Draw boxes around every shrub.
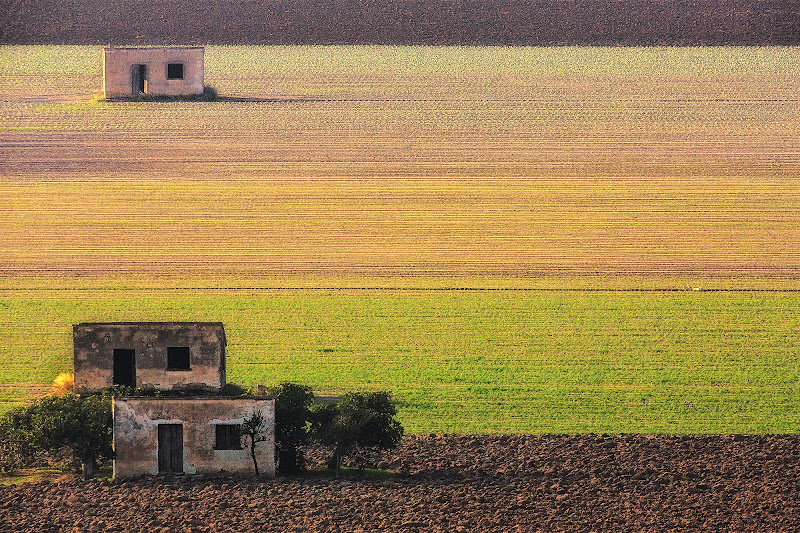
[49,373,74,396]
[268,382,315,474]
[313,391,403,472]
[0,393,112,479]
[201,85,219,101]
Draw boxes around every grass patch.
[0,468,71,486]
[0,465,113,485]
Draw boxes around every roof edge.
[75,322,224,326]
[104,45,204,50]
[116,396,275,401]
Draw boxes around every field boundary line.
[2,287,800,293]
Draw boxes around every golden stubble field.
[0,47,800,283]
[1,46,800,284]
[1,46,799,431]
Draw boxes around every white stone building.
[103,46,204,98]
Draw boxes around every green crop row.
[1,289,797,433]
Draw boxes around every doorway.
[158,424,184,473]
[112,349,135,387]
[131,64,147,95]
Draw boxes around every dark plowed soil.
[2,0,798,46]
[2,434,800,532]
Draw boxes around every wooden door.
[158,424,183,473]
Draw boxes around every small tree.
[314,391,404,472]
[240,409,271,477]
[268,382,315,475]
[0,393,112,479]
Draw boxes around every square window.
[215,424,242,450]
[167,346,190,370]
[167,63,184,80]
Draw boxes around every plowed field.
[3,435,800,532]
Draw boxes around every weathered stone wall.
[103,47,204,98]
[73,322,226,393]
[113,397,275,479]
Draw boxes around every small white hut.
[103,46,204,99]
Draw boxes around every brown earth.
[1,0,798,45]
[2,434,800,532]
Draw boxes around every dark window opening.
[215,424,242,450]
[167,63,184,80]
[167,347,191,370]
[113,349,136,387]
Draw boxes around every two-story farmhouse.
[74,322,226,393]
[73,322,275,479]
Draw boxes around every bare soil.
[2,0,798,45]
[2,434,799,532]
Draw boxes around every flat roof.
[74,322,226,344]
[104,46,204,50]
[117,396,275,401]
[75,322,224,327]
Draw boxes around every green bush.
[267,384,404,475]
[0,393,112,479]
[268,382,315,475]
[313,391,403,472]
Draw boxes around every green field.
[1,288,799,433]
[1,46,799,433]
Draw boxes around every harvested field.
[3,177,800,281]
[2,434,800,532]
[2,46,800,282]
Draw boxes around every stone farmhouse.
[73,322,227,393]
[73,322,275,479]
[103,46,204,99]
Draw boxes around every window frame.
[214,423,242,450]
[166,62,185,80]
[166,346,191,371]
